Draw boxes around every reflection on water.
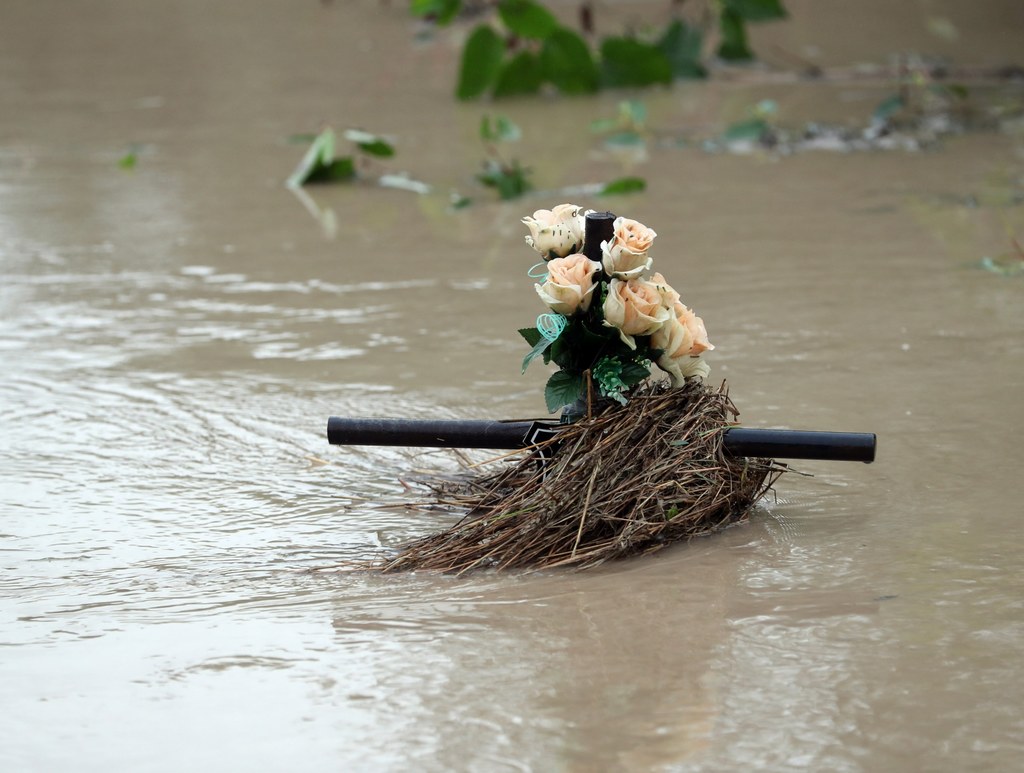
[3,0,1024,770]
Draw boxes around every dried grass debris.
[380,381,785,574]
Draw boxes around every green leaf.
[945,83,970,100]
[411,0,462,25]
[717,10,753,61]
[544,371,584,413]
[979,256,1024,276]
[493,51,543,97]
[286,129,356,187]
[304,157,356,184]
[497,0,558,40]
[723,117,768,141]
[286,128,333,187]
[603,130,645,147]
[343,129,395,158]
[723,0,787,22]
[619,360,651,387]
[600,37,673,88]
[540,28,599,94]
[518,327,543,347]
[873,94,905,122]
[118,152,137,170]
[657,20,707,79]
[449,192,473,210]
[480,114,522,142]
[457,25,505,100]
[621,100,648,126]
[589,117,619,133]
[477,160,532,200]
[522,335,554,373]
[599,176,647,196]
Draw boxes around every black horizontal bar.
[722,428,876,463]
[327,417,534,449]
[327,417,876,463]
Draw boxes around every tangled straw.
[380,381,786,574]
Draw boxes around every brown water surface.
[2,1,1023,771]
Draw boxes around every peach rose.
[601,216,657,279]
[652,300,714,385]
[523,204,587,260]
[535,254,601,316]
[602,277,672,349]
[648,272,681,311]
[676,303,713,355]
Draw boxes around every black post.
[583,210,615,264]
[561,211,617,424]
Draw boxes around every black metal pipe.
[326,417,535,449]
[326,417,876,463]
[723,428,876,463]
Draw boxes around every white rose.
[658,353,711,385]
[601,216,657,279]
[535,254,601,316]
[522,203,587,260]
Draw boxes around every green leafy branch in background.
[476,114,533,200]
[979,234,1024,277]
[411,0,787,100]
[475,113,649,200]
[286,128,397,188]
[285,115,648,205]
[869,57,973,139]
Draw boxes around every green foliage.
[722,117,770,142]
[600,37,673,88]
[413,0,788,98]
[477,114,532,200]
[591,101,647,147]
[718,0,786,61]
[342,129,395,158]
[599,177,647,196]
[979,255,1024,277]
[497,0,558,40]
[520,326,554,373]
[934,83,969,101]
[286,128,396,188]
[540,28,599,95]
[717,9,753,61]
[286,129,355,187]
[478,159,532,199]
[457,25,505,100]
[410,0,460,25]
[873,94,906,122]
[493,51,544,98]
[480,114,521,143]
[118,152,137,170]
[594,356,654,404]
[723,0,787,22]
[544,370,584,413]
[657,20,706,80]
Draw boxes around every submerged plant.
[410,0,788,100]
[286,128,397,188]
[476,114,532,200]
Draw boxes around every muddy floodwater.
[2,1,1023,770]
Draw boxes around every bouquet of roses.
[519,204,714,414]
